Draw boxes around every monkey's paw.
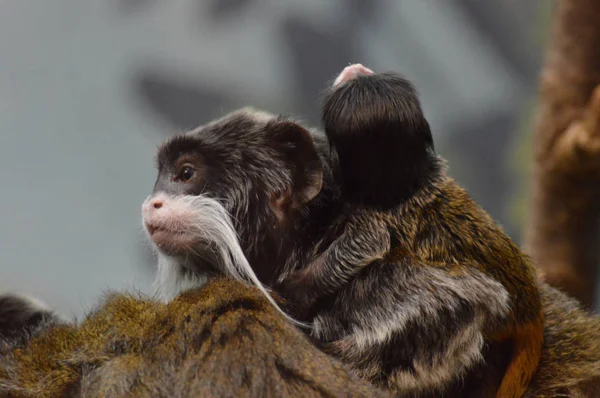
[276,270,320,308]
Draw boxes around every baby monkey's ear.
[265,119,323,215]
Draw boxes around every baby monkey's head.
[323,64,440,207]
[141,108,325,325]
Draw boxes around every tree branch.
[525,0,600,307]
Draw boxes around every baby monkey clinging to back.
[279,64,544,398]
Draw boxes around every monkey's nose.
[143,197,164,216]
[151,199,163,209]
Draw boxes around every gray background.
[1,1,568,319]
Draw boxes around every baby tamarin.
[0,278,387,397]
[276,64,543,398]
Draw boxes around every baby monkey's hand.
[276,256,330,309]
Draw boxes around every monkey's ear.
[266,119,323,209]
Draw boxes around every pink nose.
[150,198,163,210]
[143,197,164,216]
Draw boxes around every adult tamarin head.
[141,108,339,325]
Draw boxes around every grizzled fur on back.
[0,278,388,398]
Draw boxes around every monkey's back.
[402,176,545,397]
[305,174,548,397]
[0,278,387,398]
[391,176,600,396]
[405,176,542,330]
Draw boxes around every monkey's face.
[142,108,324,282]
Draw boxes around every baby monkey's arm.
[280,211,390,305]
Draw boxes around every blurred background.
[0,0,566,319]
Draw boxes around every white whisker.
[149,193,310,328]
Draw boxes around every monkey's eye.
[177,165,196,182]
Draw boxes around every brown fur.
[285,171,545,397]
[0,278,388,398]
[408,177,545,398]
[277,70,545,397]
[140,104,598,397]
[524,282,600,398]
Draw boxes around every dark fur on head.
[144,108,343,326]
[150,108,340,285]
[322,72,441,208]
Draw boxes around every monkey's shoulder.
[389,178,542,324]
[339,206,393,234]
[405,179,525,264]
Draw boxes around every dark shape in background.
[126,2,539,247]
[207,0,256,20]
[444,112,517,238]
[341,0,383,23]
[116,0,152,14]
[280,16,364,124]
[455,0,542,83]
[134,70,240,132]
